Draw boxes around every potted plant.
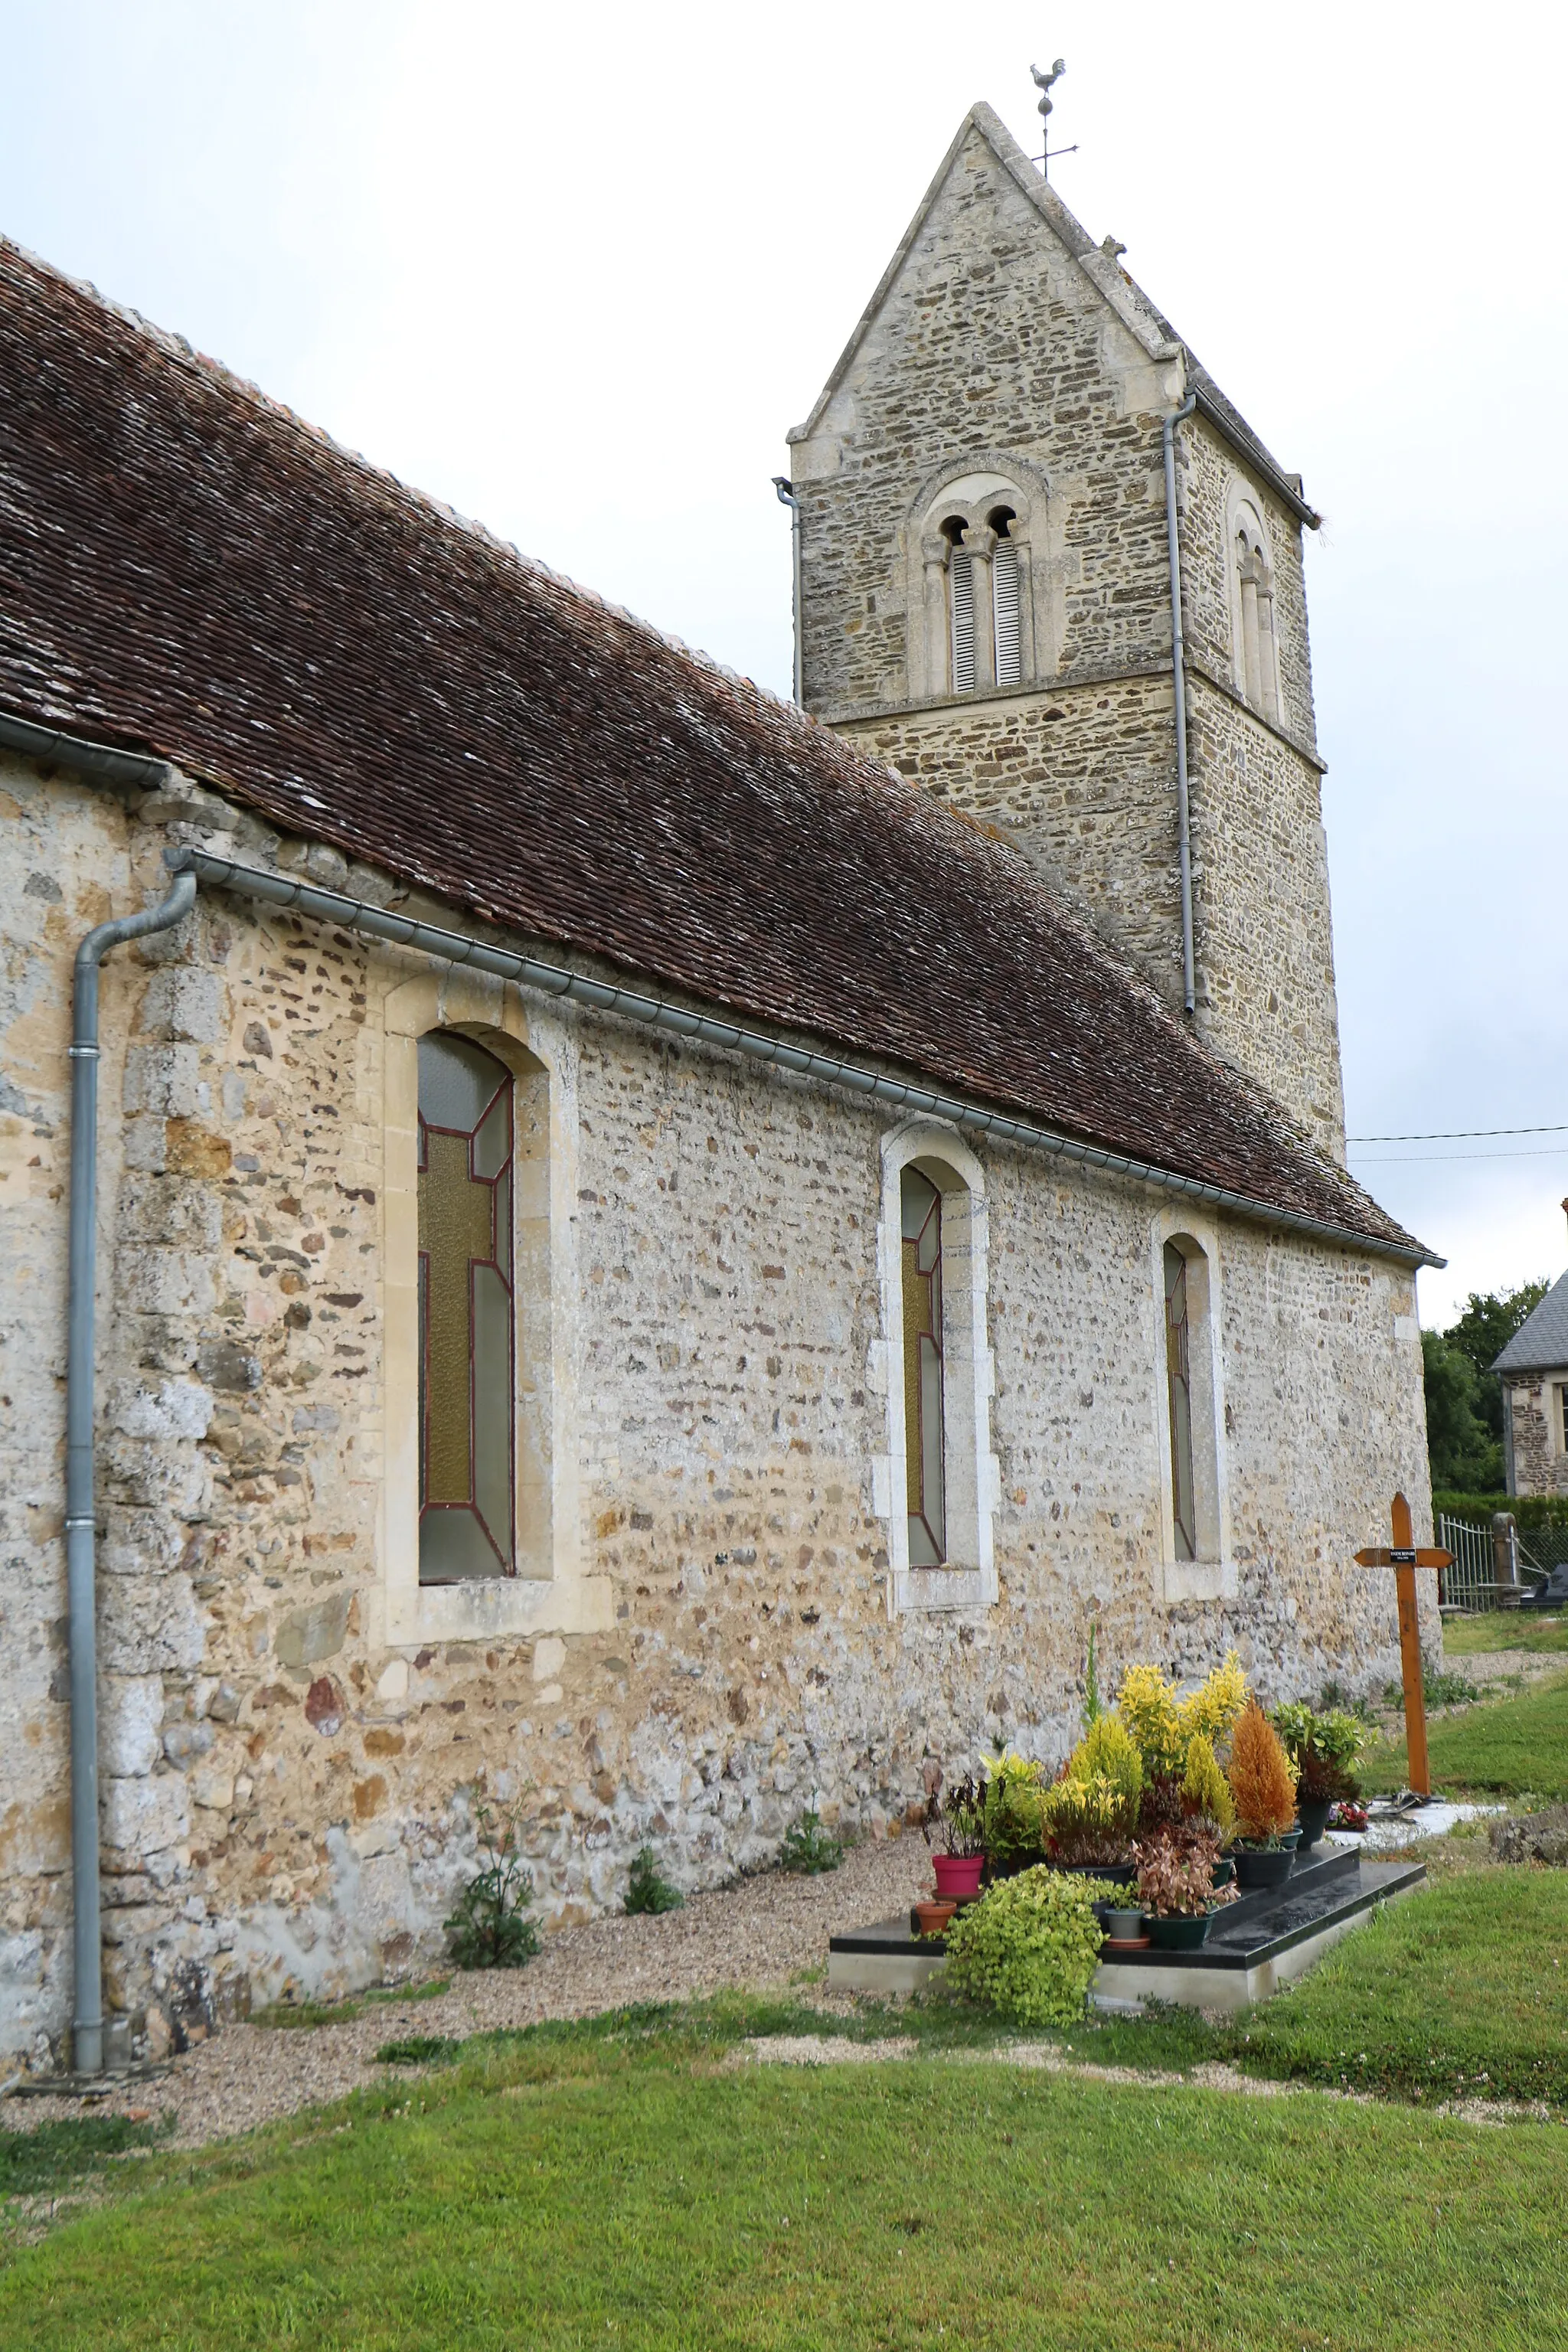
[1227,1702,1299,1887]
[1133,1824,1220,1949]
[923,1771,987,1901]
[980,1751,1049,1881]
[1179,1733,1236,1882]
[1100,1900,1148,1949]
[1039,1716,1142,1882]
[1272,1704,1367,1851]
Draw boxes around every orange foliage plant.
[1227,1700,1298,1841]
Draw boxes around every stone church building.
[0,101,1436,2069]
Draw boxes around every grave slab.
[827,1854,1426,2011]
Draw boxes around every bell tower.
[784,99,1347,1161]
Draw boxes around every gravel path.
[1450,1647,1566,1687]
[5,1836,933,2151]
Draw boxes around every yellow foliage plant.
[1174,1651,1250,1753]
[1227,1701,1299,1843]
[1180,1733,1236,1842]
[1038,1772,1137,1870]
[1066,1713,1145,1809]
[1112,1662,1185,1778]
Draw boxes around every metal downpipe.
[772,477,804,707]
[1162,390,1199,1016]
[66,868,197,2075]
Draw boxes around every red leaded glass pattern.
[417,1032,514,1581]
[902,1166,947,1565]
[1165,1240,1197,1563]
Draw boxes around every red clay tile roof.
[0,237,1422,1259]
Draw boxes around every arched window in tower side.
[1230,500,1281,724]
[418,1030,516,1581]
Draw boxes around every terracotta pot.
[932,1853,985,1901]
[913,1899,957,1939]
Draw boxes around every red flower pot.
[932,1854,985,1901]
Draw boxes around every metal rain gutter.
[168,845,1439,1272]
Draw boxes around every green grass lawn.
[5,2014,1567,2351]
[1233,1869,1568,2105]
[1444,1613,1568,1658]
[1363,1668,1568,1799]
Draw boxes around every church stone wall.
[834,674,1181,986]
[2,755,1432,2069]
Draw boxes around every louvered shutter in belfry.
[992,537,1021,687]
[949,549,976,693]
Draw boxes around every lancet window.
[417,1031,515,1581]
[902,1165,948,1564]
[1164,1240,1197,1563]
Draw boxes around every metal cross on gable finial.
[1030,57,1076,178]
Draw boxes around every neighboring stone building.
[789,104,1344,1157]
[0,100,1435,2076]
[1494,1217,1568,1497]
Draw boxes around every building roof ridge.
[1492,1268,1568,1374]
[0,234,829,750]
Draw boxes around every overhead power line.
[1346,1122,1568,1142]
[1350,1145,1568,1165]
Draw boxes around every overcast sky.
[5,2,1563,1327]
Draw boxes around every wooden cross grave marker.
[1354,1491,1451,1798]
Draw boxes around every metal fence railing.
[1437,1514,1497,1611]
[1519,1525,1568,1578]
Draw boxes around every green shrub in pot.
[942,1867,1119,2026]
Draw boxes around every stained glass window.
[418,1032,514,1581]
[902,1166,947,1565]
[1165,1240,1197,1563]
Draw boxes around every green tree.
[1421,1328,1503,1491]
[1442,1282,1550,1443]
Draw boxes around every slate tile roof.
[1493,1270,1568,1374]
[0,237,1424,1260]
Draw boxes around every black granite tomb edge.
[828,1860,1426,1966]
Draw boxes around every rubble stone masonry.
[2,753,1431,2066]
[1504,1376,1568,1498]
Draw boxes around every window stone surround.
[870,1119,999,1616]
[380,967,603,1645]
